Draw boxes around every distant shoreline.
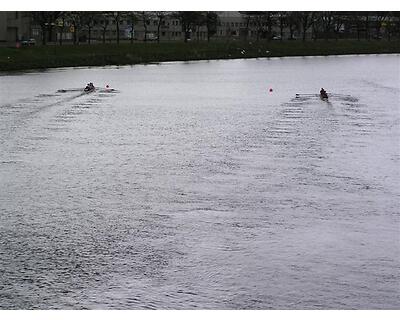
[1,40,399,72]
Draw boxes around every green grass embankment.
[0,40,399,72]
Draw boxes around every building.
[0,11,31,43]
[1,11,397,45]
[0,11,335,45]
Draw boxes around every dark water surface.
[0,55,399,309]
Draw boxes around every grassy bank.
[0,40,399,72]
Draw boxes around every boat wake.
[57,87,120,94]
[0,86,119,148]
[294,93,359,103]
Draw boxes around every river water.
[0,55,399,309]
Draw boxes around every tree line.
[239,11,400,41]
[30,11,400,45]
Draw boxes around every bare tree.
[320,12,334,40]
[205,11,219,42]
[353,12,363,41]
[98,13,111,44]
[126,12,138,44]
[383,12,400,41]
[276,12,287,39]
[194,12,207,41]
[239,12,252,40]
[332,12,346,40]
[311,12,320,40]
[31,12,48,45]
[138,11,154,42]
[81,12,96,44]
[239,11,275,41]
[67,12,82,45]
[242,12,269,41]
[299,12,315,41]
[286,12,300,40]
[393,12,400,40]
[56,12,67,45]
[111,12,123,44]
[365,12,370,40]
[31,11,61,45]
[374,12,388,39]
[252,12,266,41]
[385,12,396,40]
[173,12,203,42]
[265,12,274,41]
[154,11,170,43]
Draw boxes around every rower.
[85,83,94,90]
[320,88,328,99]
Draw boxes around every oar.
[296,93,353,98]
[295,93,318,97]
[327,93,352,98]
[57,88,85,93]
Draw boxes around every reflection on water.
[0,55,399,309]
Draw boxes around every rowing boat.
[320,93,328,101]
[84,87,95,93]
